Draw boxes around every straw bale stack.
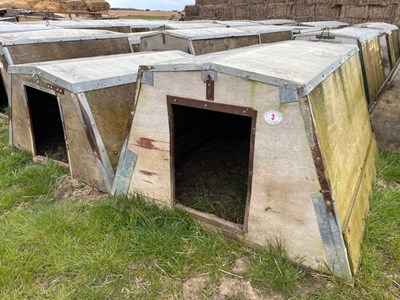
[185,0,400,26]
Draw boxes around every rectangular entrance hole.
[25,86,68,163]
[171,102,254,226]
[0,77,8,113]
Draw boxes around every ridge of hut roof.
[275,25,323,34]
[142,41,358,96]
[302,27,382,41]
[214,20,260,27]
[256,19,298,25]
[0,22,56,34]
[0,29,127,46]
[165,22,225,30]
[354,22,398,32]
[300,21,349,28]
[8,51,191,93]
[236,25,293,33]
[156,27,259,40]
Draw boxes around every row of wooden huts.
[0,18,399,280]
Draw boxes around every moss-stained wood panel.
[141,35,191,53]
[361,39,385,102]
[343,138,376,274]
[308,54,376,270]
[57,91,107,192]
[8,38,131,65]
[191,36,260,55]
[259,31,292,44]
[10,75,34,152]
[85,84,135,171]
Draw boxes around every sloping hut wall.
[0,29,131,120]
[141,28,260,55]
[355,23,400,69]
[236,25,293,43]
[294,28,386,104]
[8,51,191,192]
[114,41,376,279]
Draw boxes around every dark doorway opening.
[0,76,8,113]
[25,86,68,163]
[169,97,256,226]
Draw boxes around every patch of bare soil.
[295,273,338,298]
[183,275,283,300]
[183,275,211,300]
[54,176,106,201]
[376,178,400,189]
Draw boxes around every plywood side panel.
[141,34,190,53]
[259,31,292,44]
[308,54,374,228]
[361,39,385,102]
[343,138,376,274]
[10,74,33,152]
[128,71,326,270]
[191,35,260,55]
[0,55,9,98]
[8,38,131,64]
[86,84,135,171]
[57,91,107,192]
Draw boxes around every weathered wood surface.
[308,54,376,272]
[8,38,131,65]
[127,71,326,271]
[86,84,135,171]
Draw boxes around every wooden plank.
[308,54,374,226]
[191,35,260,55]
[85,84,135,171]
[362,39,386,102]
[57,90,108,192]
[343,138,377,274]
[8,38,131,65]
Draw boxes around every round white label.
[264,110,283,126]
[0,62,3,69]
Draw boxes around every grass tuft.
[0,119,399,299]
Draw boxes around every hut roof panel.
[215,20,260,27]
[9,51,191,93]
[0,23,56,34]
[162,27,259,40]
[237,25,293,34]
[0,29,127,46]
[256,19,298,26]
[323,27,381,41]
[165,22,225,30]
[300,21,349,28]
[146,41,358,95]
[354,22,398,32]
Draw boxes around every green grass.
[0,118,399,299]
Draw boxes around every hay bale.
[340,4,369,19]
[315,4,341,20]
[292,3,315,18]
